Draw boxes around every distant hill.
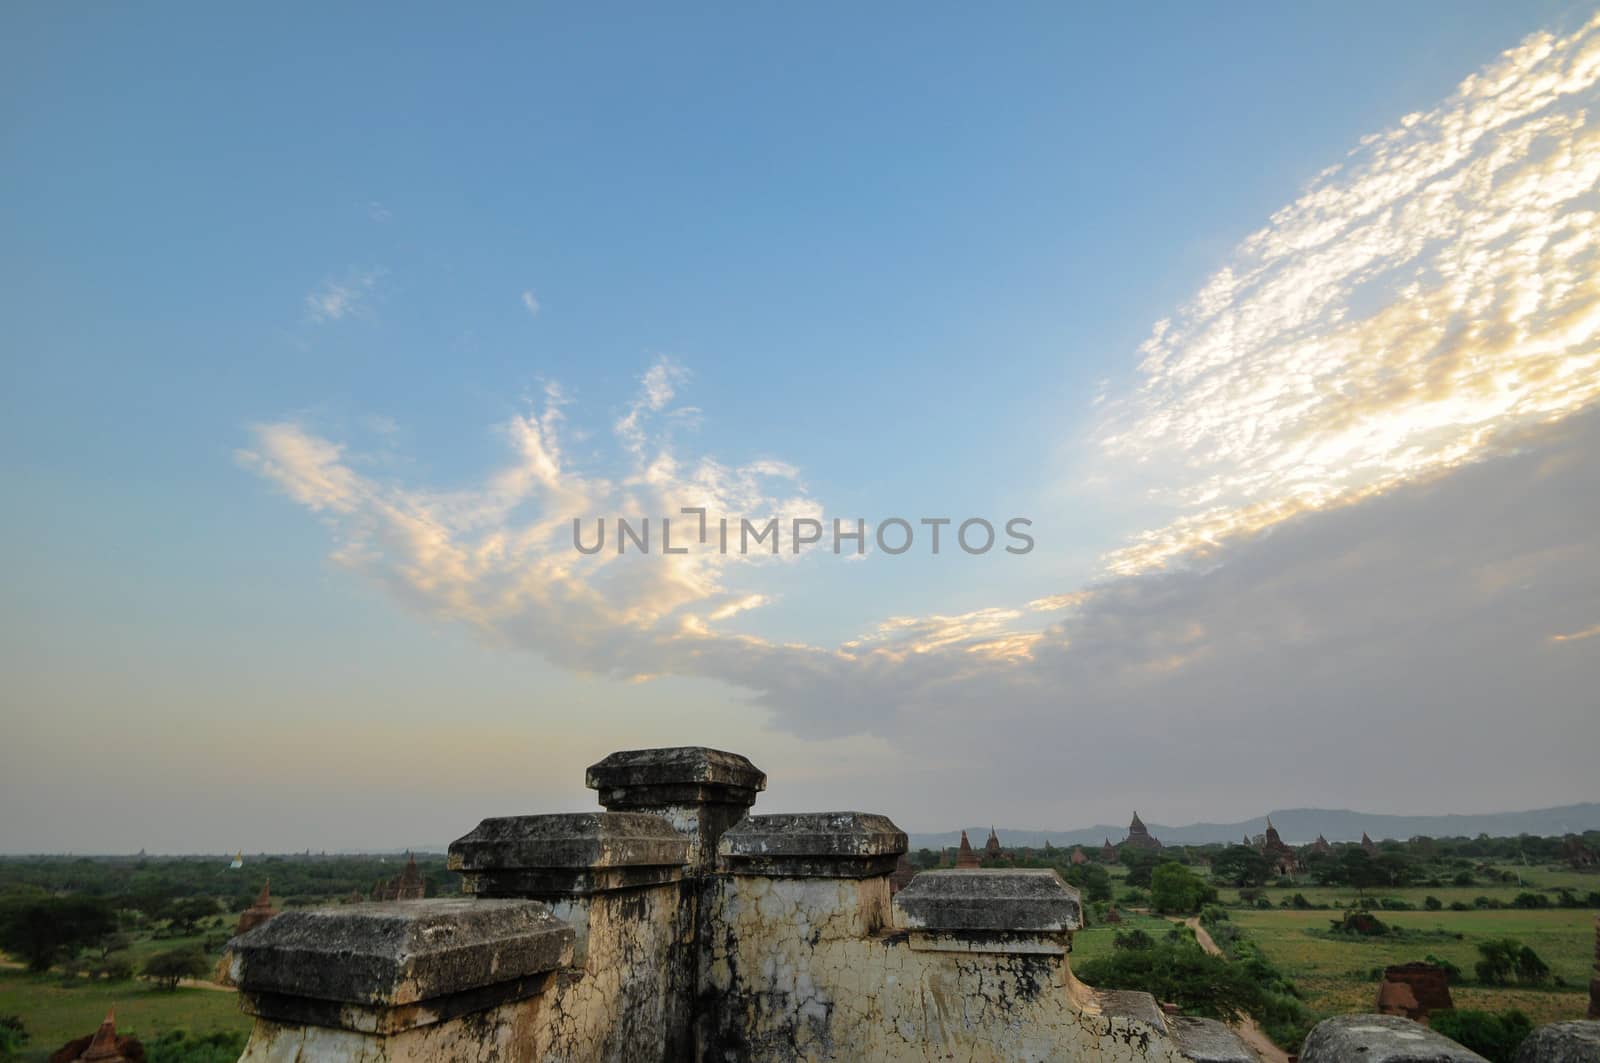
[907,802,1600,852]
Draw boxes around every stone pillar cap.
[718,812,907,877]
[893,869,1082,933]
[586,746,766,808]
[449,812,688,870]
[229,898,573,1008]
[448,812,689,896]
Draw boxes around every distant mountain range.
[906,803,1600,852]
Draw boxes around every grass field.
[0,970,250,1063]
[1231,907,1594,1026]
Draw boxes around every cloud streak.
[1097,13,1600,574]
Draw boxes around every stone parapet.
[229,898,572,1035]
[1516,1020,1600,1063]
[587,747,765,871]
[717,811,907,878]
[895,869,1082,933]
[449,811,688,896]
[1164,1016,1258,1063]
[1300,1014,1490,1062]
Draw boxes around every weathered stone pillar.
[586,746,765,872]
[701,812,908,1058]
[448,811,694,1060]
[228,898,573,1061]
[1300,1015,1490,1061]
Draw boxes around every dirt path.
[1181,917,1289,1063]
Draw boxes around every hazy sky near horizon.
[4,4,1599,853]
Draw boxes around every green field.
[0,970,250,1063]
[1231,907,1594,1026]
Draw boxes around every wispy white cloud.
[1095,13,1600,574]
[305,268,383,323]
[521,290,540,317]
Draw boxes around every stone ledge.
[1165,1016,1257,1063]
[1515,1020,1600,1063]
[893,869,1082,933]
[587,746,766,808]
[1300,1014,1489,1062]
[449,812,689,896]
[228,898,573,1013]
[718,812,907,877]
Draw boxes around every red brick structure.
[1376,963,1454,1024]
[1101,838,1117,862]
[235,878,278,936]
[955,830,980,869]
[1070,847,1088,866]
[50,1010,142,1063]
[984,827,1002,861]
[372,851,427,901]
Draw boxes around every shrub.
[1424,895,1442,911]
[141,947,208,991]
[1329,910,1389,936]
[1510,892,1550,909]
[1430,1009,1532,1063]
[145,1030,250,1063]
[1077,941,1264,1024]
[1473,939,1551,986]
[0,1016,28,1062]
[1150,863,1218,914]
[1113,929,1155,951]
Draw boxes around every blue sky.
[4,3,1599,851]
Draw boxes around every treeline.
[0,853,459,913]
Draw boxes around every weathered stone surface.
[893,869,1083,933]
[451,812,688,869]
[449,811,688,895]
[588,746,767,872]
[1166,1016,1258,1063]
[1094,989,1168,1030]
[229,898,573,1009]
[1301,1014,1489,1062]
[1516,1020,1600,1063]
[586,746,765,807]
[718,812,908,877]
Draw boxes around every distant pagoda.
[1121,811,1163,851]
[1260,817,1300,875]
[235,879,278,936]
[955,830,980,869]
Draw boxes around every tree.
[0,1015,28,1062]
[1211,846,1271,888]
[167,897,220,935]
[1150,863,1217,914]
[142,946,208,991]
[1430,1009,1532,1063]
[1120,849,1161,888]
[0,896,116,971]
[1062,864,1113,903]
[1077,941,1265,1024]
